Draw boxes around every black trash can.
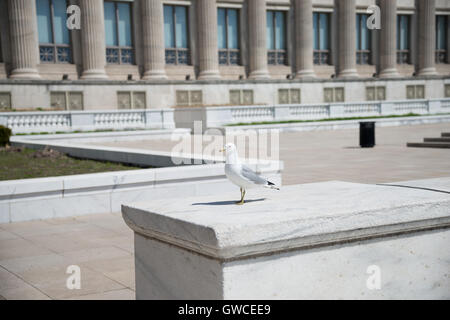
[359,121,375,148]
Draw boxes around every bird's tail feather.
[265,181,280,190]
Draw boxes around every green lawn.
[0,147,143,181]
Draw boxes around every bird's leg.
[236,188,243,205]
[237,188,246,205]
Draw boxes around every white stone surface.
[221,229,450,299]
[122,178,450,299]
[123,180,450,260]
[0,162,282,223]
[381,177,450,193]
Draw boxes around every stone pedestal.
[141,0,167,80]
[248,0,270,79]
[378,0,400,78]
[417,0,437,77]
[196,0,221,80]
[295,0,315,78]
[79,0,108,80]
[122,179,450,299]
[337,0,358,78]
[8,0,40,79]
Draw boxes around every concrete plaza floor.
[94,122,450,185]
[0,212,134,300]
[1,123,449,299]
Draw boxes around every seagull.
[220,143,280,205]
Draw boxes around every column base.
[248,70,270,80]
[81,69,108,80]
[9,68,41,80]
[295,69,316,79]
[417,67,438,77]
[142,70,168,80]
[198,70,221,80]
[378,68,400,78]
[337,69,359,79]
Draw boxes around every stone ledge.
[0,74,448,86]
[122,179,450,261]
[218,114,450,133]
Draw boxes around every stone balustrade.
[174,98,450,130]
[1,98,449,134]
[0,109,175,133]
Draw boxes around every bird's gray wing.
[240,164,268,185]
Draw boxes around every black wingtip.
[267,181,280,190]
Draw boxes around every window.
[50,92,83,110]
[436,15,448,64]
[366,87,386,101]
[267,11,287,65]
[313,12,330,65]
[397,15,410,64]
[445,84,450,98]
[164,5,190,65]
[279,89,301,104]
[406,85,425,100]
[356,14,371,65]
[230,90,254,105]
[0,92,11,110]
[36,0,72,63]
[176,90,203,106]
[117,92,146,109]
[324,87,344,103]
[104,1,134,64]
[218,8,240,65]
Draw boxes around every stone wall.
[0,77,449,111]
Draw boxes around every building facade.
[0,0,449,111]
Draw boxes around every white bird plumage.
[221,143,279,205]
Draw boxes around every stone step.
[424,137,450,143]
[442,133,450,137]
[407,142,450,149]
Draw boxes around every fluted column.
[141,0,167,79]
[197,0,221,80]
[248,0,270,79]
[8,0,40,79]
[337,0,358,78]
[417,0,437,76]
[378,0,399,78]
[295,0,315,78]
[79,0,108,79]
